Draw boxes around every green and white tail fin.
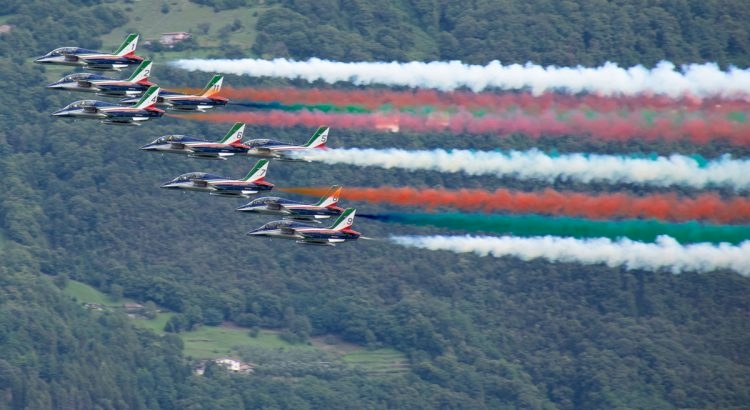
[114,33,139,57]
[242,159,269,182]
[303,126,329,148]
[314,185,342,208]
[200,75,223,97]
[329,208,355,231]
[134,86,160,109]
[218,123,245,145]
[126,60,153,84]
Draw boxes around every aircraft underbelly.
[75,111,108,119]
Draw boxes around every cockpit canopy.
[60,73,108,82]
[43,47,96,57]
[172,172,210,182]
[153,135,199,144]
[244,139,290,148]
[62,100,118,110]
[248,197,284,206]
[171,172,229,182]
[259,220,296,230]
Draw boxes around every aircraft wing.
[101,119,139,126]
[85,63,122,71]
[248,147,275,156]
[296,237,341,246]
[280,227,298,236]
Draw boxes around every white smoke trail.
[299,148,750,190]
[390,235,750,276]
[170,58,750,98]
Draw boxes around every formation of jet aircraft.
[37,33,363,245]
[43,34,229,126]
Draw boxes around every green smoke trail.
[361,213,750,244]
[232,101,372,113]
[727,112,747,123]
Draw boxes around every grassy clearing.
[99,0,272,56]
[132,312,174,333]
[342,348,410,374]
[63,280,118,306]
[179,327,314,359]
[312,336,410,375]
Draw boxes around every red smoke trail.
[177,110,750,146]
[279,186,750,224]
[217,87,750,114]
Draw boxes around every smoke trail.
[175,110,750,146]
[390,235,750,275]
[229,100,369,113]
[171,58,750,99]
[221,87,750,114]
[360,212,750,244]
[279,187,750,224]
[299,148,750,191]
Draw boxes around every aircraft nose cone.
[246,229,264,236]
[160,182,178,189]
[51,110,67,117]
[140,144,156,151]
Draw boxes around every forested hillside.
[1,0,749,409]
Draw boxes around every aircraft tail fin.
[127,60,153,85]
[328,208,356,231]
[242,159,269,182]
[303,126,329,148]
[114,33,139,57]
[314,185,342,208]
[218,122,245,145]
[200,75,224,97]
[134,86,160,109]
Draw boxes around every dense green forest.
[1,0,749,408]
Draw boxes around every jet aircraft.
[244,126,329,161]
[34,33,143,71]
[121,75,228,111]
[46,60,154,97]
[140,122,247,160]
[246,208,360,246]
[236,185,343,222]
[51,86,163,125]
[160,159,272,197]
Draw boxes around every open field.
[99,0,272,56]
[341,348,410,374]
[178,326,316,358]
[63,279,127,307]
[311,335,410,376]
[58,279,408,374]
